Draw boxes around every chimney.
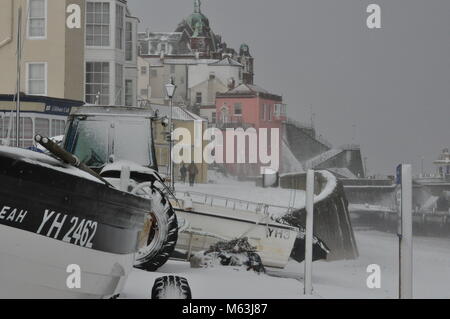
[228,77,236,90]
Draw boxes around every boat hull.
[0,224,133,299]
[0,147,150,298]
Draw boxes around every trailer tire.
[151,276,192,299]
[134,186,178,272]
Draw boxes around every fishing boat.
[173,192,299,269]
[0,145,151,298]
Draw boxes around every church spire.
[194,0,201,13]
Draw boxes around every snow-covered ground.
[122,178,450,299]
[122,230,450,299]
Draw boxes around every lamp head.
[165,78,177,98]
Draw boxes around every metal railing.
[176,191,292,217]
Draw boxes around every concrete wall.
[190,77,228,107]
[64,0,85,100]
[279,171,359,261]
[283,123,330,163]
[316,149,365,178]
[188,63,241,89]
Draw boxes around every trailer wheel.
[152,276,192,299]
[133,184,178,272]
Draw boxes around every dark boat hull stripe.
[0,150,149,255]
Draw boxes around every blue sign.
[396,164,402,185]
[45,105,72,115]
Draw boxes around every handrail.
[176,191,292,216]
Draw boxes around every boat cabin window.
[113,119,152,166]
[71,120,109,168]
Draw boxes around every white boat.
[173,192,299,269]
[0,224,133,299]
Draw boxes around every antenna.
[310,105,316,129]
[352,123,357,144]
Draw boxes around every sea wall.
[280,171,359,261]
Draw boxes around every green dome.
[186,12,210,30]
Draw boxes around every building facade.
[215,84,287,177]
[0,0,85,100]
[0,0,86,146]
[84,0,139,106]
[138,0,254,119]
[150,104,208,183]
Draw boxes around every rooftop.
[149,104,206,122]
[217,84,282,101]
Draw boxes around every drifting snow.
[121,177,450,299]
[123,230,450,299]
[177,170,338,219]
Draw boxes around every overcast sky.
[127,0,450,175]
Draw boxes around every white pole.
[16,7,22,148]
[304,169,315,295]
[169,96,174,191]
[399,164,413,299]
[120,166,131,192]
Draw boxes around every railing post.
[397,164,413,299]
[304,169,315,295]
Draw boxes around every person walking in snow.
[188,162,199,187]
[180,163,187,184]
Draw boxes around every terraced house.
[0,0,139,147]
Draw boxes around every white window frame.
[27,0,47,40]
[85,1,112,48]
[125,79,134,106]
[115,4,124,50]
[85,61,110,105]
[125,21,133,61]
[26,62,48,96]
[261,103,267,121]
[115,63,124,105]
[234,103,243,116]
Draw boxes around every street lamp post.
[165,78,177,191]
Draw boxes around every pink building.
[215,84,287,177]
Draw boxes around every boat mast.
[15,7,22,148]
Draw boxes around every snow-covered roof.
[227,83,269,94]
[209,57,243,67]
[150,104,205,122]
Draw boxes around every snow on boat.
[173,192,299,269]
[0,146,150,299]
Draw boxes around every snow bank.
[123,230,450,299]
